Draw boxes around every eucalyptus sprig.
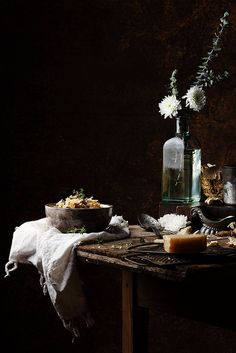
[194,11,229,87]
[158,11,230,120]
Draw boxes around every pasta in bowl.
[45,190,113,233]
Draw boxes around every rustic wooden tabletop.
[76,225,236,353]
[76,225,236,282]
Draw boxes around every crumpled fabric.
[5,215,130,340]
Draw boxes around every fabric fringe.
[62,319,80,343]
[4,261,18,277]
[39,273,48,295]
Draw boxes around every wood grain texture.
[76,225,236,283]
[122,270,133,353]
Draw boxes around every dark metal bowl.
[191,205,235,235]
[45,203,113,233]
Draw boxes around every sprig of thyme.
[66,226,87,234]
[194,11,229,87]
[95,237,104,244]
[71,188,86,199]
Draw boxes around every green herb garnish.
[66,226,87,234]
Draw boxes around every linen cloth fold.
[5,215,130,340]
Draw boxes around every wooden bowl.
[45,203,113,233]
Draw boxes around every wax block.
[163,234,207,254]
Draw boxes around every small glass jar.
[223,165,236,205]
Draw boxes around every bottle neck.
[175,116,190,141]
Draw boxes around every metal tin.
[223,165,236,205]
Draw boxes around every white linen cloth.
[5,215,130,340]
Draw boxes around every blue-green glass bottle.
[161,116,201,203]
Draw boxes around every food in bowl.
[56,188,101,209]
[45,189,113,233]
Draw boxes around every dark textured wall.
[8,0,236,238]
[3,0,236,352]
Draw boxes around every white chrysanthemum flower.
[158,213,187,232]
[159,95,181,119]
[183,86,206,112]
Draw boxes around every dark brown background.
[3,0,236,352]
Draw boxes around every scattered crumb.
[154,239,164,244]
[125,242,133,247]
[207,240,219,247]
[228,237,236,247]
[111,244,123,249]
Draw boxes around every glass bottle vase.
[161,116,201,203]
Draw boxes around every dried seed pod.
[178,226,192,235]
[216,230,232,237]
[228,222,236,230]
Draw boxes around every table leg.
[122,270,133,353]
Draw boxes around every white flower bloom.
[183,86,206,112]
[158,213,187,232]
[159,95,181,119]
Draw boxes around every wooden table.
[76,225,236,353]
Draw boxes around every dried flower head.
[158,12,229,119]
[158,213,187,232]
[159,95,181,119]
[183,86,206,112]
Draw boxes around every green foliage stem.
[194,11,229,88]
[169,69,178,96]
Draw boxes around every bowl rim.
[45,203,113,210]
